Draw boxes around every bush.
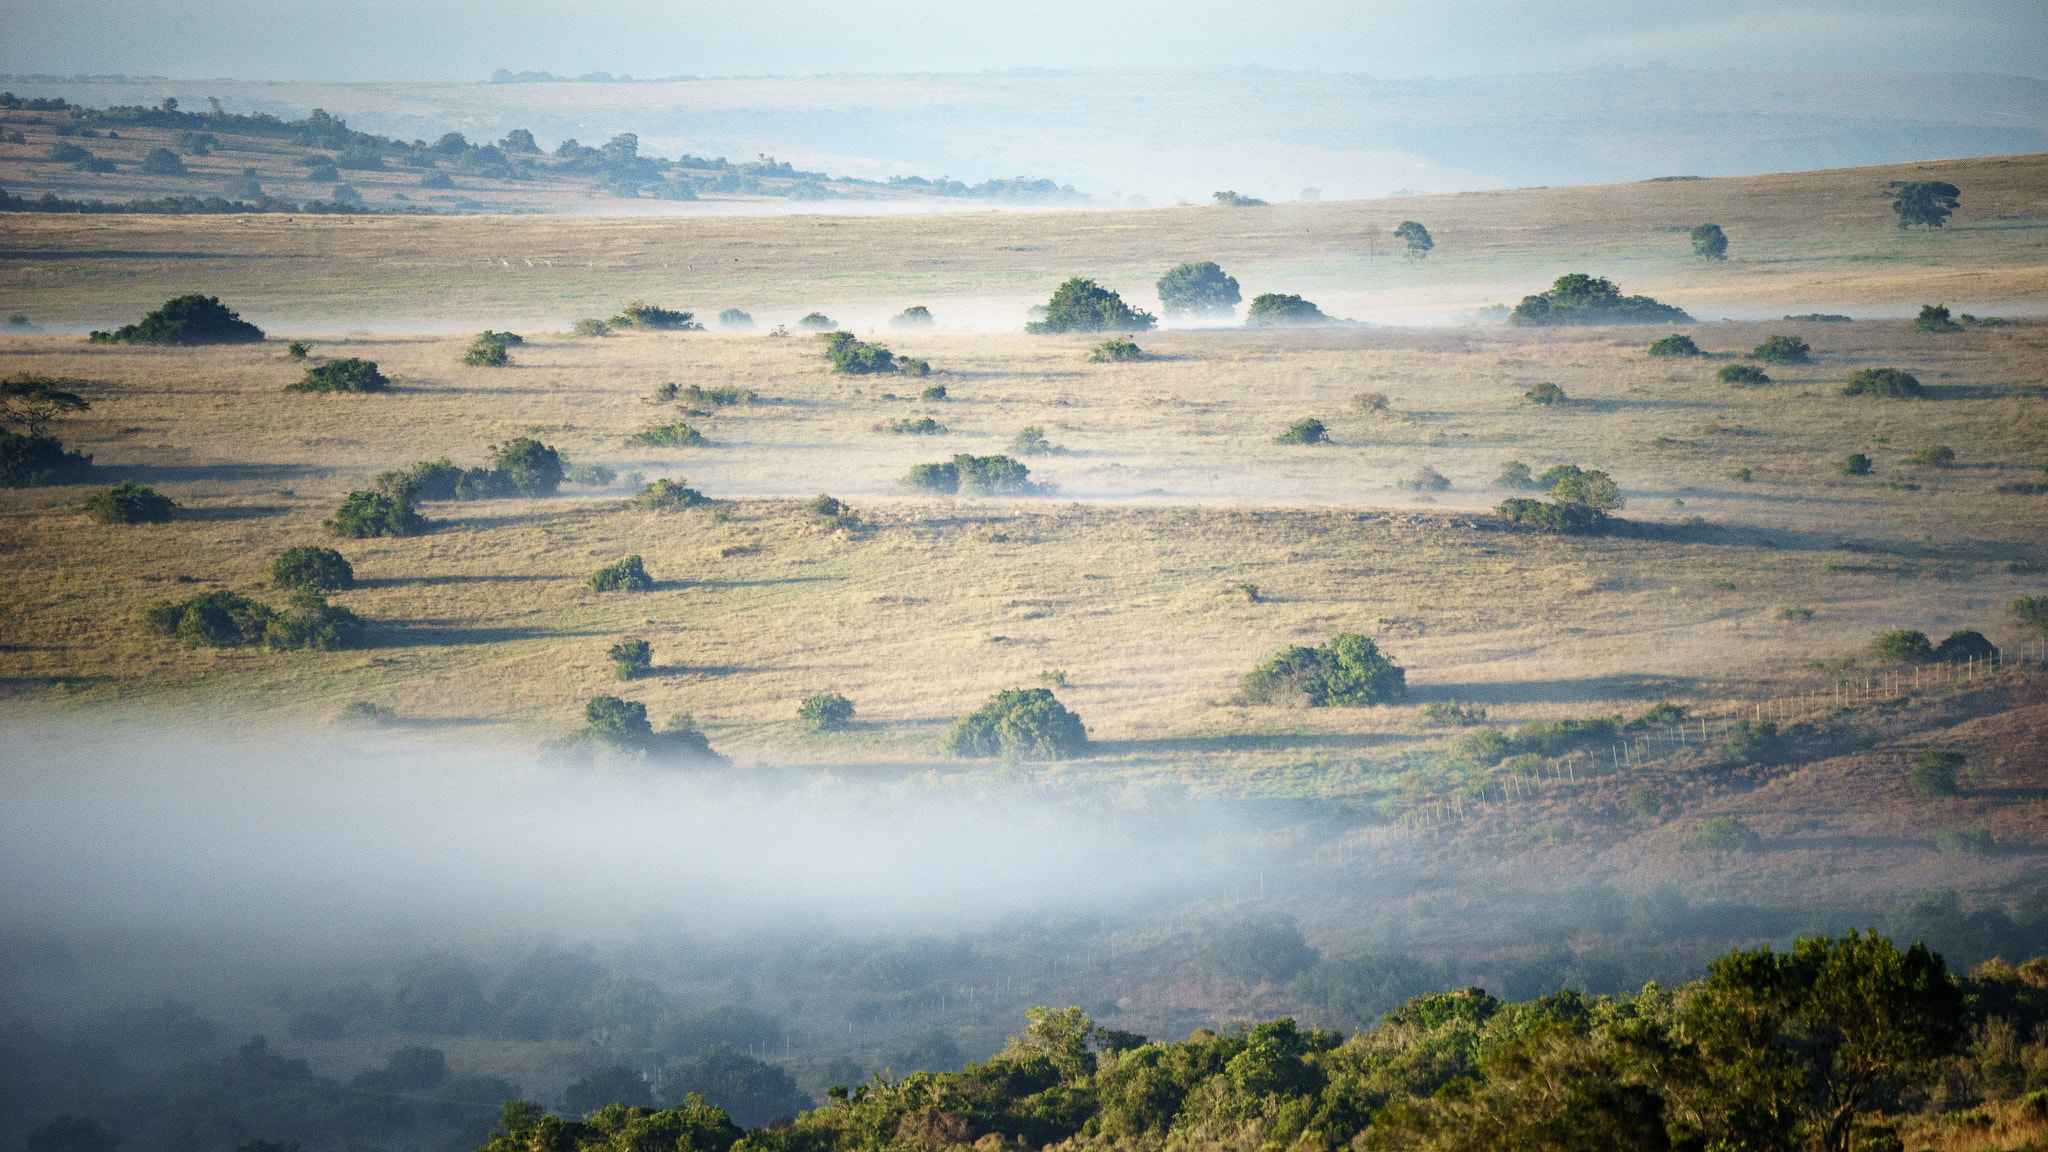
[1933,630,1998,663]
[1353,391,1391,412]
[261,591,366,651]
[1245,293,1332,327]
[488,438,565,495]
[902,461,960,494]
[327,490,424,538]
[463,336,509,366]
[1507,716,1618,756]
[613,301,701,330]
[803,493,859,530]
[1495,497,1608,534]
[1840,453,1872,476]
[564,697,727,764]
[1394,221,1434,258]
[1241,633,1405,707]
[567,463,616,486]
[139,147,187,176]
[817,331,897,374]
[1908,445,1955,467]
[1874,630,1935,663]
[943,687,1088,759]
[1936,827,1994,855]
[1396,465,1450,492]
[796,312,836,331]
[1546,466,1623,510]
[589,555,653,592]
[1914,304,1964,333]
[1689,223,1728,260]
[683,385,755,407]
[1421,699,1486,726]
[1203,914,1319,984]
[1648,334,1700,356]
[1089,337,1143,361]
[1751,334,1811,363]
[89,294,265,345]
[1025,278,1156,334]
[609,638,652,680]
[898,358,931,377]
[1,374,91,436]
[1525,381,1565,404]
[1888,181,1960,229]
[718,308,754,330]
[1911,750,1964,796]
[632,421,708,447]
[636,478,708,509]
[1494,460,1536,489]
[286,341,308,358]
[1275,417,1327,445]
[1212,191,1267,207]
[144,590,273,648]
[290,358,389,393]
[879,416,946,435]
[890,305,936,329]
[920,384,947,400]
[2013,596,2048,636]
[1155,262,1241,319]
[955,454,1032,496]
[1724,719,1781,762]
[269,546,354,591]
[1688,816,1760,854]
[1719,363,1770,385]
[1627,788,1662,818]
[0,430,94,487]
[797,692,855,732]
[306,163,340,182]
[1507,274,1692,326]
[1003,426,1054,456]
[572,318,609,337]
[1844,367,1922,398]
[339,701,396,727]
[85,480,178,523]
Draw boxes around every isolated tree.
[1886,180,1960,229]
[1155,261,1241,319]
[1872,630,1934,663]
[717,308,754,330]
[1913,303,1963,332]
[944,687,1088,759]
[1507,274,1692,326]
[0,374,90,434]
[608,638,653,680]
[1690,223,1728,260]
[1648,334,1700,357]
[1026,277,1156,333]
[589,555,653,592]
[89,294,265,345]
[499,128,540,153]
[289,358,388,393]
[1394,220,1434,258]
[797,692,855,732]
[1241,633,1405,706]
[325,490,423,538]
[889,305,936,329]
[1212,191,1266,207]
[1245,294,1333,327]
[1720,363,1770,385]
[1751,334,1811,363]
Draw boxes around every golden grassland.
[2,152,2045,329]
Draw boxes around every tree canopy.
[1155,262,1241,319]
[944,687,1088,759]
[1245,294,1334,327]
[1507,274,1693,326]
[1025,278,1156,334]
[1689,223,1728,260]
[1887,180,1960,229]
[89,294,265,345]
[1240,633,1406,706]
[1394,220,1434,257]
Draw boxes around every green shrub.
[480,330,522,346]
[629,421,709,448]
[1493,460,1536,489]
[1495,497,1607,534]
[1936,827,1994,855]
[1910,750,1963,796]
[1155,261,1240,319]
[1719,363,1770,385]
[1751,334,1811,363]
[1648,334,1700,356]
[139,147,187,176]
[589,555,653,592]
[636,478,708,509]
[1395,221,1434,258]
[1787,313,1853,322]
[1913,304,1964,333]
[1627,788,1662,818]
[0,431,94,487]
[1507,274,1692,326]
[1241,633,1405,707]
[562,696,726,764]
[796,312,836,331]
[613,301,701,330]
[797,692,855,732]
[609,638,652,680]
[1907,445,1954,467]
[681,384,755,406]
[572,318,609,337]
[1687,816,1760,854]
[899,358,931,377]
[1634,701,1689,727]
[902,461,959,494]
[1873,630,1935,663]
[920,384,947,400]
[85,480,178,524]
[1011,426,1058,455]
[1025,277,1156,334]
[1398,466,1450,492]
[889,305,935,329]
[1933,630,1997,663]
[88,294,264,345]
[1840,453,1872,476]
[1524,381,1565,404]
[145,590,273,648]
[567,463,616,486]
[1275,417,1327,444]
[1547,467,1623,510]
[718,308,754,330]
[955,454,1032,496]
[943,687,1088,759]
[879,416,946,435]
[1844,367,1922,398]
[338,701,396,727]
[268,546,354,590]
[487,438,565,495]
[1456,728,1511,763]
[803,493,859,530]
[2014,596,2048,635]
[287,341,308,358]
[1689,223,1727,260]
[1090,337,1143,362]
[290,358,389,393]
[1212,191,1267,207]
[261,591,366,651]
[375,459,456,502]
[1245,294,1332,327]
[1508,716,1618,756]
[1724,719,1781,762]
[325,490,423,538]
[463,336,510,366]
[817,331,897,374]
[1421,699,1486,726]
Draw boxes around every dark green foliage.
[1525,381,1565,404]
[1647,334,1699,356]
[568,463,616,486]
[268,546,354,591]
[1203,914,1320,984]
[879,416,946,435]
[1936,826,1994,855]
[562,697,727,764]
[2014,596,2048,635]
[1275,416,1327,444]
[263,592,366,651]
[1873,630,1935,663]
[324,490,424,538]
[1840,453,1872,476]
[901,461,959,494]
[634,478,708,510]
[1933,629,1997,663]
[1547,467,1623,510]
[89,294,264,345]
[1751,334,1811,363]
[286,340,308,358]
[631,421,708,447]
[1395,220,1434,257]
[1240,633,1405,706]
[1505,715,1619,757]
[802,493,859,529]
[1422,699,1487,726]
[1025,277,1156,334]
[1718,363,1770,385]
[1292,952,1447,1027]
[0,430,94,486]
[1844,367,1922,398]
[613,301,701,330]
[1495,497,1608,534]
[1494,460,1536,489]
[139,147,187,175]
[888,1027,964,1074]
[661,1047,814,1128]
[589,555,653,592]
[1914,303,1964,333]
[681,384,755,406]
[1910,750,1963,796]
[289,358,389,393]
[45,142,91,163]
[796,312,836,331]
[85,479,177,523]
[817,331,896,373]
[1089,336,1144,361]
[1908,444,1954,467]
[1887,180,1960,229]
[889,305,936,329]
[1154,261,1241,319]
[1724,719,1781,762]
[1012,426,1057,455]
[487,438,566,495]
[797,692,855,732]
[1507,274,1693,326]
[375,458,463,501]
[463,335,510,366]
[564,1065,654,1113]
[717,308,754,330]
[145,590,273,647]
[1688,815,1760,853]
[609,639,652,680]
[1212,190,1267,206]
[1245,293,1332,327]
[955,454,1033,495]
[1690,222,1728,260]
[944,687,1089,759]
[1787,313,1854,322]
[898,357,931,377]
[484,1094,740,1152]
[920,383,947,400]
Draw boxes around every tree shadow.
[387,716,507,729]
[646,664,762,678]
[1088,732,1419,756]
[370,623,597,647]
[108,463,334,483]
[0,674,114,689]
[667,576,845,590]
[354,574,562,588]
[177,504,292,521]
[1408,674,1704,705]
[1924,383,2045,401]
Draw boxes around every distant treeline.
[0,185,434,216]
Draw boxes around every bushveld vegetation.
[1089,337,1143,362]
[1026,278,1156,334]
[1690,222,1729,260]
[797,692,855,732]
[1844,367,1922,398]
[943,687,1088,758]
[637,478,710,510]
[268,546,354,591]
[1524,381,1564,404]
[87,294,264,345]
[1915,303,1965,333]
[818,331,899,374]
[1154,262,1241,319]
[1245,294,1334,328]
[1275,417,1327,445]
[889,306,936,329]
[325,490,424,538]
[464,334,512,366]
[719,309,755,330]
[1507,274,1692,326]
[612,301,701,331]
[1887,179,1961,229]
[1240,633,1406,706]
[589,555,655,592]
[1719,363,1770,385]
[632,421,709,447]
[1647,334,1699,356]
[1750,334,1811,363]
[290,357,389,392]
[144,587,363,651]
[84,479,178,523]
[555,696,726,764]
[609,638,653,681]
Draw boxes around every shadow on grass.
[646,664,761,678]
[354,574,561,588]
[387,716,507,729]
[177,504,292,522]
[1088,732,1418,756]
[370,623,601,647]
[0,249,313,261]
[107,463,335,484]
[1924,383,2046,401]
[665,576,845,590]
[0,675,114,690]
[1408,674,1704,705]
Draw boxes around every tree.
[889,305,936,328]
[463,335,510,366]
[614,301,701,330]
[1155,262,1241,319]
[1508,274,1693,326]
[1394,220,1434,258]
[661,1047,815,1128]
[1719,363,1770,385]
[139,147,187,176]
[1690,223,1728,260]
[1245,294,1333,327]
[902,461,959,494]
[796,312,836,331]
[1909,750,1962,796]
[717,308,754,330]
[487,438,565,495]
[609,638,653,680]
[89,294,264,345]
[589,555,654,592]
[1026,277,1156,333]
[268,546,354,591]
[324,490,424,538]
[1843,367,1921,398]
[1839,453,1871,476]
[1549,467,1623,510]
[944,687,1089,758]
[0,374,90,434]
[1751,335,1810,363]
[1241,633,1406,706]
[1090,337,1143,361]
[563,1065,653,1114]
[797,692,855,731]
[1648,334,1699,357]
[0,431,94,487]
[289,358,388,393]
[2014,596,2048,636]
[500,128,540,153]
[817,331,896,374]
[1886,180,1960,229]
[1913,303,1963,333]
[1688,816,1761,853]
[1872,630,1934,663]
[1202,914,1320,984]
[954,454,1032,495]
[1525,381,1565,404]
[1212,191,1266,207]
[1932,630,1996,663]
[86,480,178,523]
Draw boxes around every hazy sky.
[5,0,2044,81]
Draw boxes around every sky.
[4,0,2044,82]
